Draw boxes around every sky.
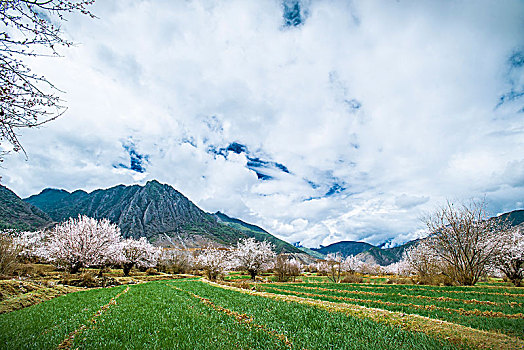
[2,0,523,248]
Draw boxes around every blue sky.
[2,0,523,247]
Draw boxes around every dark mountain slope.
[311,241,374,258]
[497,209,524,226]
[0,185,52,231]
[355,240,419,266]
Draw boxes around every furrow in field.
[281,283,524,298]
[56,285,130,350]
[204,279,524,350]
[261,286,524,319]
[390,287,524,298]
[165,283,295,349]
[285,285,522,307]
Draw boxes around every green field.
[257,282,524,339]
[0,279,481,350]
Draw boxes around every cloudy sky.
[2,0,523,247]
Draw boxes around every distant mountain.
[0,185,52,231]
[24,180,301,254]
[355,240,419,266]
[213,211,302,254]
[312,241,374,258]
[295,246,326,260]
[316,209,524,266]
[497,209,524,227]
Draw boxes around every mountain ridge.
[23,180,302,255]
[0,185,53,231]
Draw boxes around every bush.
[60,272,120,288]
[232,280,253,290]
[385,277,412,285]
[97,266,112,277]
[146,267,159,275]
[412,274,453,286]
[14,264,47,278]
[0,233,21,277]
[341,274,363,283]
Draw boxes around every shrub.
[385,277,412,285]
[0,233,21,277]
[341,274,363,283]
[60,271,120,288]
[146,267,159,275]
[412,273,453,286]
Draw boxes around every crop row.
[259,284,524,339]
[279,284,523,307]
[278,282,524,302]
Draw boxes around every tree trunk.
[70,263,82,274]
[249,270,256,281]
[123,263,134,276]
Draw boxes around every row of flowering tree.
[16,215,160,275]
[195,237,277,281]
[13,217,282,280]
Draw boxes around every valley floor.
[0,279,522,349]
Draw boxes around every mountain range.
[311,209,524,265]
[21,180,305,256]
[311,240,419,265]
[2,180,523,266]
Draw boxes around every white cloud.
[2,0,523,247]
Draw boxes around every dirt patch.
[0,283,82,314]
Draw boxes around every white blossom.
[196,247,231,280]
[493,227,524,286]
[46,216,123,273]
[121,237,161,276]
[15,230,47,261]
[234,238,276,280]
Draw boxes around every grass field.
[257,282,524,339]
[0,278,474,350]
[1,278,523,349]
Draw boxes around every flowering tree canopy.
[46,215,123,273]
[15,230,46,261]
[234,238,275,280]
[121,237,160,276]
[493,227,524,286]
[405,240,443,280]
[196,247,231,280]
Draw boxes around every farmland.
[1,278,523,349]
[257,282,524,340]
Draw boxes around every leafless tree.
[273,254,302,282]
[422,199,510,285]
[0,0,95,160]
[0,231,21,276]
